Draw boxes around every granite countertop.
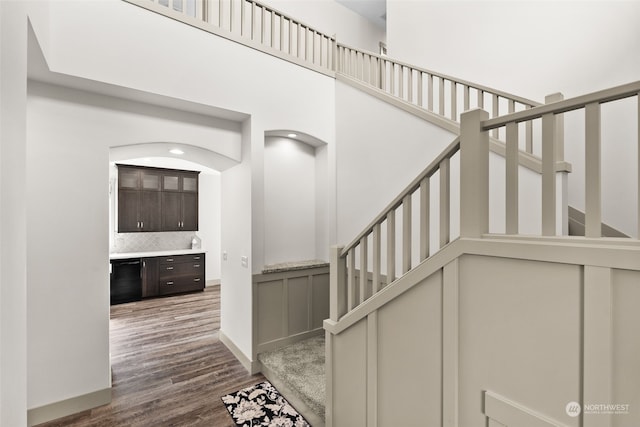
[109,248,206,260]
[261,259,329,274]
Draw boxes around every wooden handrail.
[340,136,460,257]
[482,80,640,130]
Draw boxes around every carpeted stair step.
[258,335,325,426]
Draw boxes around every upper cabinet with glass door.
[118,166,162,191]
[117,165,199,233]
[162,171,199,193]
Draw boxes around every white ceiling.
[336,0,387,30]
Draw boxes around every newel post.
[460,108,490,238]
[329,245,346,321]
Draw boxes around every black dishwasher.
[110,259,142,305]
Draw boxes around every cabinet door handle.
[141,221,144,229]
[193,264,200,268]
[166,281,174,285]
[193,278,201,282]
[137,221,140,228]
[166,266,174,270]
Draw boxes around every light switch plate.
[241,256,248,268]
[223,251,228,261]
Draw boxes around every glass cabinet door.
[119,169,139,189]
[182,175,198,192]
[141,171,161,191]
[163,174,180,191]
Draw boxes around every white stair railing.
[480,80,640,237]
[336,43,541,147]
[331,80,640,323]
[330,137,461,322]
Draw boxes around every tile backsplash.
[112,231,200,253]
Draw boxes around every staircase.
[125,2,640,426]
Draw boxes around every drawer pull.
[166,258,174,262]
[193,278,201,282]
[193,256,201,260]
[166,266,174,270]
[193,264,200,268]
[166,281,174,285]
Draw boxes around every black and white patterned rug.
[221,381,311,427]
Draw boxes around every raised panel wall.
[377,271,443,427]
[612,269,640,426]
[326,244,640,427]
[253,266,330,358]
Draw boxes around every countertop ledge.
[261,260,329,274]
[110,249,206,260]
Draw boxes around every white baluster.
[386,210,395,286]
[440,158,450,248]
[402,194,411,274]
[505,122,519,234]
[541,111,557,236]
[420,177,430,261]
[585,102,602,237]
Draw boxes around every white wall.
[221,118,255,360]
[25,80,236,409]
[387,0,640,237]
[26,84,112,410]
[336,80,457,243]
[24,0,335,409]
[264,136,317,265]
[199,172,222,280]
[260,0,386,53]
[0,2,29,425]
[315,144,329,261]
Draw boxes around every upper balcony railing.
[125,0,336,75]
[335,44,542,147]
[124,1,543,141]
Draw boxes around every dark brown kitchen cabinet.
[139,253,204,298]
[158,253,205,296]
[141,257,159,297]
[117,165,199,233]
[118,166,162,191]
[162,171,198,193]
[118,190,162,232]
[162,191,198,231]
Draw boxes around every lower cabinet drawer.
[158,275,204,295]
[158,261,204,278]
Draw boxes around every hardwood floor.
[36,286,264,426]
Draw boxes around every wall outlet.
[223,251,228,261]
[241,256,248,268]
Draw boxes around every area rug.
[222,381,310,427]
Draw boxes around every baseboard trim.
[219,330,260,374]
[27,388,111,426]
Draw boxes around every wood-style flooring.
[36,286,264,426]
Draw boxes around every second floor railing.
[127,0,336,74]
[335,43,542,151]
[125,0,542,143]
